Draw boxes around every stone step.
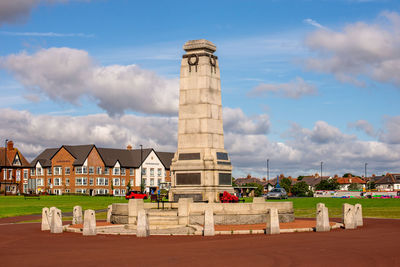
[147,210,178,216]
[148,216,179,225]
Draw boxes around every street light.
[4,139,8,196]
[140,144,143,194]
[320,161,323,178]
[267,159,269,182]
[365,163,368,189]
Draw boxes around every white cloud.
[0,1,76,26]
[223,107,270,135]
[1,47,179,115]
[305,11,400,88]
[250,77,317,99]
[303,18,328,30]
[379,116,400,144]
[348,120,376,137]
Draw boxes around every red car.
[125,191,148,200]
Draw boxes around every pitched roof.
[155,151,175,170]
[30,145,174,169]
[0,147,31,168]
[30,148,59,167]
[376,173,400,184]
[336,177,366,184]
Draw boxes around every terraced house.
[0,140,31,194]
[29,144,174,196]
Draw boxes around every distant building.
[0,140,31,194]
[29,144,174,196]
[375,173,400,191]
[335,176,366,190]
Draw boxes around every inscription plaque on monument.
[169,39,234,202]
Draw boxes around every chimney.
[126,144,132,151]
[7,140,14,151]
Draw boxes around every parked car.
[265,188,288,199]
[125,191,148,200]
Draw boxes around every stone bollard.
[128,199,144,225]
[49,207,56,225]
[342,203,356,229]
[178,198,193,225]
[355,204,363,227]
[41,207,50,231]
[107,205,112,223]
[316,203,330,232]
[72,205,83,225]
[253,197,265,203]
[266,208,280,235]
[203,205,215,236]
[136,209,149,237]
[50,208,63,234]
[83,209,97,236]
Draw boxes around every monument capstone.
[170,39,234,202]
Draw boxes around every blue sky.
[0,0,399,178]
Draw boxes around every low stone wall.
[111,200,294,225]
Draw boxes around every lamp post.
[267,159,269,182]
[4,139,8,196]
[140,144,143,194]
[320,161,323,178]
[365,163,368,189]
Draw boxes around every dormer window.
[113,167,120,175]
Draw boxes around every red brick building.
[0,140,31,195]
[30,144,174,195]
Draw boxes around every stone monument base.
[170,185,234,202]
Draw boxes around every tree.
[291,181,311,197]
[315,179,339,190]
[367,181,376,190]
[348,183,361,190]
[232,177,237,187]
[297,176,304,181]
[343,173,353,178]
[280,178,292,193]
[243,183,264,197]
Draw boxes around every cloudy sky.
[0,0,399,178]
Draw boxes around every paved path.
[0,218,399,266]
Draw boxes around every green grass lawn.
[0,195,128,218]
[266,197,400,219]
[1,195,399,219]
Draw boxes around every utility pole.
[140,144,143,193]
[320,161,323,178]
[267,159,269,182]
[4,139,8,196]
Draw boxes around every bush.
[292,181,312,197]
[315,179,339,190]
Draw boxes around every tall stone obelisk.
[169,39,233,202]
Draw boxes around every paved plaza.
[1,216,399,266]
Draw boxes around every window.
[82,166,87,174]
[8,170,12,179]
[104,167,110,175]
[36,167,42,176]
[129,168,134,176]
[113,167,120,175]
[3,170,6,180]
[113,189,120,196]
[89,178,94,186]
[113,178,120,186]
[130,179,134,186]
[47,178,51,185]
[23,169,28,180]
[96,177,109,186]
[158,179,161,186]
[75,177,88,186]
[37,178,43,186]
[142,168,147,175]
[158,168,162,177]
[65,189,70,193]
[47,168,52,175]
[16,170,21,181]
[96,167,102,174]
[89,167,94,174]
[76,188,87,194]
[54,166,62,175]
[150,179,154,186]
[75,167,82,174]
[30,169,35,176]
[66,178,70,186]
[121,178,125,186]
[65,167,70,175]
[121,168,126,175]
[121,189,126,195]
[150,168,154,177]
[54,178,61,186]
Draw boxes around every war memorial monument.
[169,39,234,202]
